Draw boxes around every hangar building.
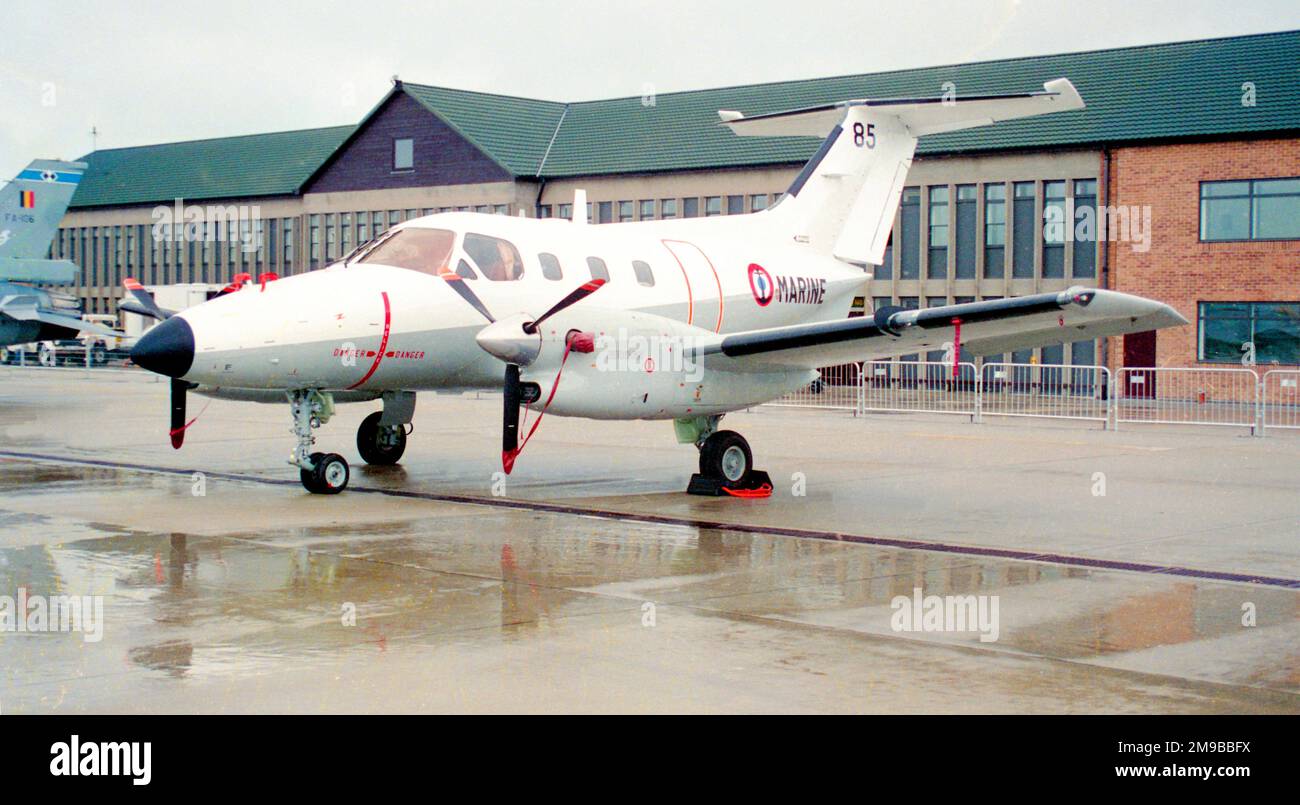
[51,29,1300,374]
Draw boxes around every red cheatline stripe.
[124,277,143,290]
[661,239,694,325]
[347,291,391,390]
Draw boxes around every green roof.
[71,125,355,209]
[402,83,566,176]
[538,28,1300,176]
[71,29,1300,207]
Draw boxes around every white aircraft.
[128,79,1186,494]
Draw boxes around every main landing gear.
[289,389,416,494]
[678,415,772,496]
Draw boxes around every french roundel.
[748,263,774,307]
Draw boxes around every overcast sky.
[3,0,1299,181]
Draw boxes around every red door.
[1123,330,1157,398]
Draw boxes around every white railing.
[863,360,979,419]
[1115,367,1260,431]
[768,362,863,413]
[1262,370,1300,433]
[979,362,1112,425]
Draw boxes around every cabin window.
[464,233,525,281]
[632,260,655,287]
[357,227,455,274]
[539,252,563,281]
[587,257,610,282]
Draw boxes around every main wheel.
[38,343,55,367]
[311,452,350,494]
[356,411,406,465]
[699,430,752,483]
[90,344,108,366]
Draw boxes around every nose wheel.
[289,389,351,494]
[300,452,350,494]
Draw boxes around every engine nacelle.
[519,307,815,420]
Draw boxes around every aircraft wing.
[0,294,120,337]
[695,288,1187,372]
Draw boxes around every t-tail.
[719,79,1085,266]
[0,159,87,283]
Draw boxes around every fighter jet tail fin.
[0,159,86,261]
[720,79,1084,266]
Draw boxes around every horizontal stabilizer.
[719,79,1083,138]
[0,258,79,284]
[0,293,120,336]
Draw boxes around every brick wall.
[1107,136,1300,370]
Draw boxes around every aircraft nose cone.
[131,316,195,378]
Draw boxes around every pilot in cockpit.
[482,240,523,281]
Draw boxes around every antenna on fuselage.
[572,189,588,225]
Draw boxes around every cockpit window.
[464,233,524,281]
[455,259,478,280]
[357,228,455,274]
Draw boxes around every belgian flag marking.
[19,190,35,208]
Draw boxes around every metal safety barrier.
[1262,370,1300,434]
[979,362,1112,426]
[1115,367,1260,431]
[767,362,864,413]
[863,360,979,418]
[767,361,1300,438]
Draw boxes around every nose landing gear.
[289,389,350,494]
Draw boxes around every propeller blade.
[437,268,496,323]
[169,378,188,449]
[502,364,521,473]
[123,278,171,320]
[526,279,605,333]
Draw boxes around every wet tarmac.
[1,367,1297,713]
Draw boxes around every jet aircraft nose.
[131,316,195,378]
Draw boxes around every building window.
[596,201,613,224]
[557,203,573,220]
[1012,181,1035,278]
[876,232,892,280]
[954,184,976,279]
[638,200,654,220]
[927,186,949,279]
[356,212,369,244]
[537,205,552,219]
[1199,302,1300,364]
[1042,180,1066,278]
[983,184,1006,279]
[750,194,768,212]
[705,196,722,216]
[682,198,699,218]
[586,257,610,282]
[660,199,678,219]
[726,195,744,215]
[283,219,294,269]
[538,253,563,280]
[1200,178,1300,241]
[632,260,655,286]
[899,186,920,280]
[393,138,414,171]
[308,214,321,267]
[1073,179,1098,279]
[618,200,634,222]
